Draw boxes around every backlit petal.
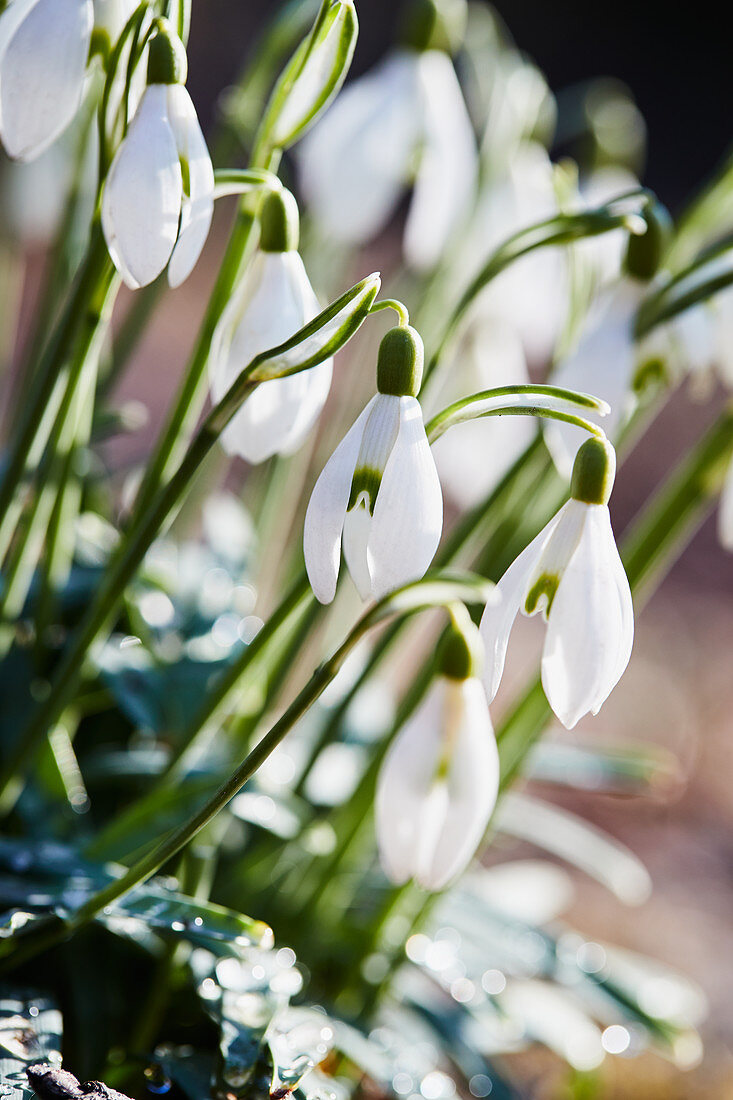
[166,84,215,288]
[0,0,92,161]
[367,397,443,599]
[542,504,632,728]
[102,85,182,288]
[303,396,376,604]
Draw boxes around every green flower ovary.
[524,573,559,618]
[347,466,382,515]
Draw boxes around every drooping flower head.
[102,18,214,289]
[376,615,500,891]
[0,0,93,162]
[209,188,333,464]
[480,436,633,729]
[297,0,477,271]
[304,324,443,603]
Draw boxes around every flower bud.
[398,0,468,54]
[624,198,672,281]
[147,18,187,86]
[570,436,616,506]
[377,325,424,397]
[259,188,300,253]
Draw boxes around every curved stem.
[370,299,410,328]
[426,402,607,445]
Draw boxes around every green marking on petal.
[524,573,560,619]
[347,466,382,514]
[633,355,669,394]
[179,155,191,198]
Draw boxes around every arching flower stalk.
[376,614,500,890]
[304,324,443,603]
[209,189,333,464]
[101,18,214,289]
[0,0,93,162]
[480,436,634,729]
[297,0,477,271]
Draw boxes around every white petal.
[479,510,561,701]
[544,281,641,479]
[417,678,500,890]
[214,252,332,461]
[718,455,733,552]
[297,51,421,244]
[542,504,633,728]
[366,397,443,599]
[165,84,214,287]
[375,680,446,886]
[92,0,136,41]
[102,85,182,289]
[403,50,477,271]
[303,396,376,604]
[431,317,535,508]
[0,0,92,161]
[342,499,374,602]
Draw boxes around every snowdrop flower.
[430,314,535,507]
[544,277,644,479]
[92,0,136,45]
[297,0,477,271]
[480,436,633,729]
[209,189,333,464]
[102,19,214,289]
[304,325,443,603]
[376,618,499,890]
[0,0,93,162]
[465,143,566,363]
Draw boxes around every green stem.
[0,224,114,553]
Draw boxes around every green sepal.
[624,198,673,281]
[570,436,616,506]
[398,0,468,54]
[147,18,188,85]
[259,189,300,253]
[377,325,424,397]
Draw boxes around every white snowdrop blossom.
[92,0,136,42]
[209,189,333,464]
[297,45,476,271]
[0,0,93,162]
[463,143,565,364]
[429,314,535,508]
[480,437,633,729]
[304,326,443,603]
[544,278,644,479]
[376,622,500,890]
[102,24,214,289]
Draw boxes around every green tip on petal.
[436,619,483,681]
[377,325,424,397]
[259,188,300,253]
[570,436,616,505]
[398,0,468,54]
[147,18,188,85]
[624,198,673,282]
